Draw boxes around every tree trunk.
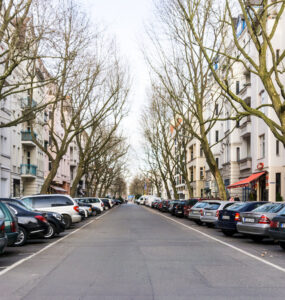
[40,158,61,193]
[70,163,85,197]
[201,140,227,200]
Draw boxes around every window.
[276,173,281,199]
[236,147,240,161]
[260,90,266,113]
[259,134,265,158]
[215,130,219,142]
[31,197,52,208]
[48,160,52,171]
[236,81,240,94]
[53,196,73,206]
[200,145,203,157]
[215,104,219,116]
[200,167,204,180]
[216,157,219,168]
[190,168,194,182]
[276,140,280,156]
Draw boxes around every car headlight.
[52,213,62,220]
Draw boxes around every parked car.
[75,199,97,216]
[174,201,187,217]
[145,196,161,207]
[188,201,210,225]
[0,200,18,245]
[151,199,161,208]
[183,199,199,218]
[1,198,65,239]
[76,198,104,212]
[6,202,49,246]
[21,194,81,229]
[200,201,235,227]
[168,200,180,215]
[237,202,285,242]
[100,198,111,210]
[159,200,171,212]
[217,201,268,236]
[101,198,114,208]
[138,196,146,205]
[0,218,8,254]
[268,206,285,250]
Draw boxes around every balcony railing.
[20,164,37,176]
[21,131,37,142]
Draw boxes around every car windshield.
[252,203,285,213]
[225,203,247,211]
[194,202,208,208]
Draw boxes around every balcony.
[20,164,37,178]
[21,131,37,147]
[238,157,252,171]
[20,97,37,110]
[239,116,251,137]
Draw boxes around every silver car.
[188,201,210,225]
[237,202,285,242]
[200,201,234,226]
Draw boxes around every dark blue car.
[217,201,268,236]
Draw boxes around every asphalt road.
[1,203,285,300]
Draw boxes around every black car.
[168,200,180,215]
[217,201,268,236]
[269,206,285,250]
[174,201,187,217]
[101,199,111,210]
[5,202,49,246]
[1,199,65,239]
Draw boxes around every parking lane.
[144,206,285,270]
[0,209,113,275]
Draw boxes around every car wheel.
[222,230,235,237]
[250,236,264,243]
[279,242,285,250]
[63,214,72,229]
[14,226,27,247]
[44,223,56,239]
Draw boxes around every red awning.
[227,172,265,189]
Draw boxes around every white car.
[21,194,82,229]
[77,198,104,212]
[145,196,161,207]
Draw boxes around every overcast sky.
[80,0,156,179]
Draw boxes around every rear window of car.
[193,202,208,208]
[206,203,220,210]
[225,203,247,211]
[0,206,5,218]
[253,203,285,213]
[87,198,100,203]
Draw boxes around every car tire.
[222,230,235,237]
[279,242,285,250]
[63,214,72,229]
[44,223,56,239]
[14,226,27,247]
[250,236,264,243]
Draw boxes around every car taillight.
[0,223,5,232]
[270,221,279,228]
[200,209,203,216]
[216,210,220,218]
[235,213,241,222]
[11,221,17,232]
[101,203,104,207]
[258,215,271,224]
[35,215,48,223]
[73,205,79,212]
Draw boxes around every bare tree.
[173,0,285,146]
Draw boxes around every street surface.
[1,203,285,300]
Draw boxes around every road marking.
[145,207,285,274]
[0,207,116,277]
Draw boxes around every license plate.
[223,216,230,220]
[193,211,198,214]
[280,223,285,228]
[206,212,212,216]
[244,218,255,223]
